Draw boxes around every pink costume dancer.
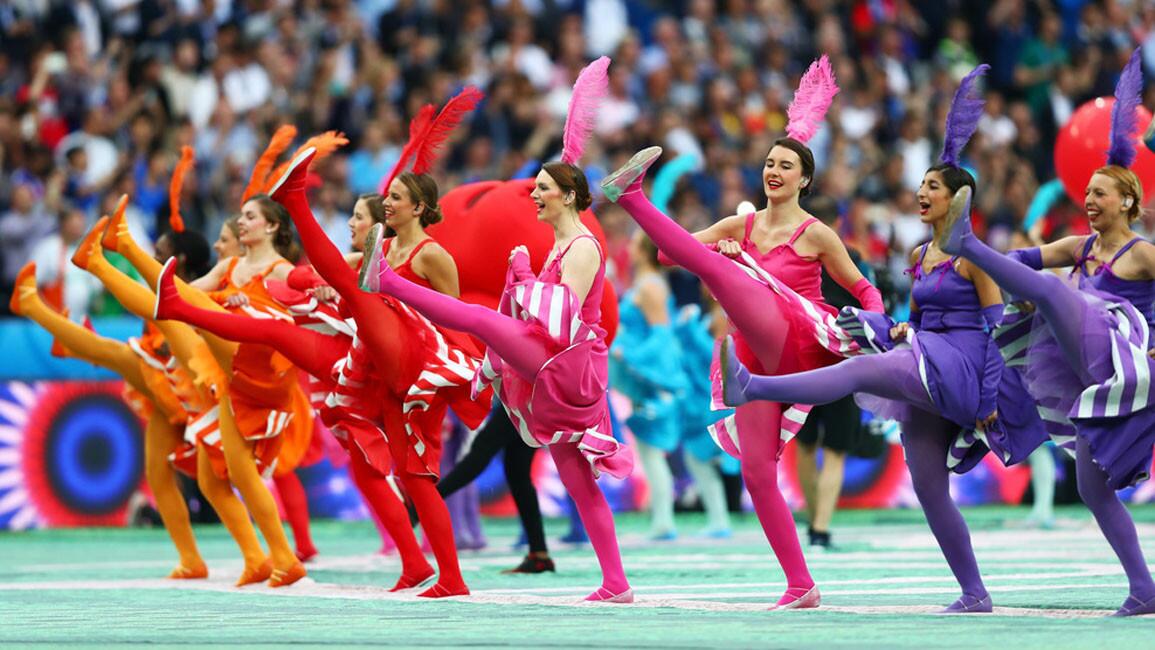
[601,56,884,609]
[367,57,634,603]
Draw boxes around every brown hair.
[244,194,300,262]
[223,216,241,238]
[770,137,815,196]
[358,193,387,224]
[396,172,442,227]
[542,161,592,211]
[1092,165,1144,223]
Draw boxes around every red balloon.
[1054,97,1155,205]
[428,179,619,343]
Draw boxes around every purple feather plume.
[561,56,611,165]
[1107,48,1144,168]
[939,64,989,167]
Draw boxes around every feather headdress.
[379,86,483,193]
[264,131,350,193]
[168,146,195,233]
[243,125,297,203]
[939,64,989,167]
[561,56,611,165]
[1107,48,1144,168]
[785,55,838,143]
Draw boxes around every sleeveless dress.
[472,234,632,478]
[845,245,1047,472]
[609,274,689,452]
[202,257,315,480]
[708,216,848,457]
[994,235,1155,488]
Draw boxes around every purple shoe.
[720,335,752,407]
[1112,594,1155,617]
[936,185,973,256]
[938,593,993,614]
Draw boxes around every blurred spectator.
[29,204,102,319]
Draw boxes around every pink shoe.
[769,586,820,611]
[584,586,634,604]
[358,222,385,292]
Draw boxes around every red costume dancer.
[366,58,636,603]
[601,57,884,609]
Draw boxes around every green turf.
[2,506,1154,648]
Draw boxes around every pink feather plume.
[785,55,839,143]
[561,56,611,165]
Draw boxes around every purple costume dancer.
[721,65,1049,614]
[933,49,1155,617]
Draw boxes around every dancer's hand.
[509,245,529,264]
[311,286,337,303]
[224,293,250,308]
[977,410,998,430]
[717,239,742,258]
[890,322,911,341]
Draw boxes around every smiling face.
[762,145,807,204]
[530,169,570,223]
[916,170,952,224]
[348,197,377,251]
[1084,172,1128,232]
[383,178,422,231]
[213,222,242,258]
[237,199,275,248]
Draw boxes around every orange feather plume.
[264,131,350,193]
[168,146,194,233]
[243,125,297,203]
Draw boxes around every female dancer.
[365,57,634,603]
[601,56,883,609]
[934,50,1155,616]
[9,225,245,581]
[720,66,1050,613]
[115,188,313,587]
[610,232,688,541]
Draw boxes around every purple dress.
[848,245,1047,473]
[996,235,1155,489]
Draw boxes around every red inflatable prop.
[1054,97,1155,205]
[428,178,619,343]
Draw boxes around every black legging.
[438,404,548,555]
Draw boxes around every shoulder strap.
[557,233,603,263]
[405,238,436,265]
[1080,234,1098,260]
[743,212,755,243]
[1110,237,1143,265]
[788,217,820,246]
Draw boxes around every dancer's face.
[917,170,952,224]
[237,200,276,247]
[214,223,242,258]
[763,145,807,204]
[348,198,375,252]
[384,179,422,230]
[530,170,570,222]
[1085,173,1128,231]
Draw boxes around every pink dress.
[473,234,632,478]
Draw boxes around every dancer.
[719,65,1051,612]
[366,57,634,603]
[934,50,1155,617]
[610,232,687,540]
[257,93,488,598]
[602,56,882,609]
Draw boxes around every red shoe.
[389,565,435,592]
[417,582,470,599]
[295,547,319,564]
[268,147,317,203]
[153,258,181,321]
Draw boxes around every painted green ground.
[2,506,1154,648]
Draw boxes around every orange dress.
[200,258,315,480]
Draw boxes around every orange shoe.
[8,262,36,316]
[101,195,129,252]
[169,562,209,580]
[268,562,307,588]
[71,216,109,270]
[235,558,273,587]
